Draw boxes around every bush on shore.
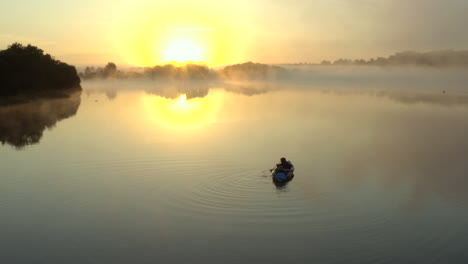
[0,43,81,96]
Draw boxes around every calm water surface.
[1,77,468,263]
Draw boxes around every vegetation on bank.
[80,61,288,81]
[79,62,143,79]
[320,50,468,67]
[0,43,81,97]
[221,62,288,80]
[144,63,217,80]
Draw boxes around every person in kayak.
[275,157,293,174]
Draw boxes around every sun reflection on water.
[141,91,223,130]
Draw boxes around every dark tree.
[221,62,288,80]
[143,63,216,80]
[103,62,117,77]
[0,43,81,96]
[324,50,468,67]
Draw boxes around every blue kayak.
[272,165,295,185]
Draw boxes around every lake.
[2,68,468,263]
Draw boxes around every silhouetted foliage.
[79,62,140,79]
[80,63,216,80]
[104,62,117,77]
[331,50,468,67]
[221,62,288,80]
[0,43,81,96]
[332,58,354,66]
[144,64,217,80]
[80,61,291,82]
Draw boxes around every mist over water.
[1,66,468,263]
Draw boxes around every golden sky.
[1,0,467,66]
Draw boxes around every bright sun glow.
[110,2,251,66]
[162,39,204,63]
[178,94,187,106]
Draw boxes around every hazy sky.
[1,0,467,66]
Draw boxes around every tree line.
[80,61,289,81]
[321,50,468,67]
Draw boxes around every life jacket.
[281,160,292,170]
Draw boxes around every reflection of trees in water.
[0,91,81,149]
[105,89,118,100]
[82,79,275,101]
[81,80,122,101]
[223,83,270,96]
[324,89,468,107]
[144,81,272,99]
[144,81,211,99]
[377,92,468,106]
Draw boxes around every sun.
[162,39,204,63]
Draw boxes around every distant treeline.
[221,62,288,80]
[144,64,217,80]
[321,50,468,67]
[0,43,81,96]
[80,61,288,81]
[80,62,143,79]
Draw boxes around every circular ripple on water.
[58,158,460,263]
[166,164,324,227]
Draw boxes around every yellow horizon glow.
[110,2,250,67]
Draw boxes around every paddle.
[270,165,278,172]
